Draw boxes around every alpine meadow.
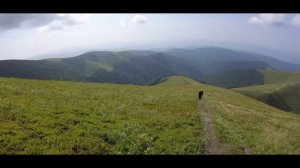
[0,14,299,155]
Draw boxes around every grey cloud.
[0,14,93,32]
[0,14,56,31]
[292,14,300,27]
[38,14,93,32]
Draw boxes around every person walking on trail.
[199,90,204,100]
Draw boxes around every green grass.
[234,69,300,113]
[162,76,300,154]
[0,77,205,154]
[154,76,199,87]
[197,84,300,154]
[0,75,299,154]
[204,69,264,88]
[261,68,300,84]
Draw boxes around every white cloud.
[248,16,264,25]
[119,19,127,27]
[292,14,300,26]
[38,14,93,32]
[248,14,285,26]
[131,15,147,24]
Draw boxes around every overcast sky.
[0,13,300,60]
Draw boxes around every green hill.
[0,51,202,85]
[204,69,265,88]
[165,47,300,73]
[262,69,300,84]
[150,75,200,86]
[234,69,300,114]
[0,76,299,154]
[1,47,300,88]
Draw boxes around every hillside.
[0,51,202,85]
[0,77,204,154]
[165,47,300,73]
[1,48,300,88]
[150,75,200,86]
[204,69,265,88]
[0,76,299,154]
[234,69,300,114]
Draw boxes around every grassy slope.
[0,76,299,154]
[203,69,265,88]
[161,76,300,154]
[234,69,300,113]
[262,69,300,84]
[154,76,200,87]
[204,86,300,154]
[0,77,204,154]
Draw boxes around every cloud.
[38,14,93,32]
[248,14,285,26]
[0,14,93,32]
[248,16,264,25]
[131,15,147,24]
[119,19,127,27]
[0,14,56,31]
[292,14,300,26]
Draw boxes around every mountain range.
[1,47,300,89]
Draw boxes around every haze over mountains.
[183,40,300,64]
[4,45,300,115]
[27,40,300,64]
[1,47,300,89]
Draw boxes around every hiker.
[199,90,204,100]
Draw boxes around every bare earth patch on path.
[197,100,221,154]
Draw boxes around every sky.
[0,13,300,60]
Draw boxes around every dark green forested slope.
[1,47,300,88]
[234,69,300,114]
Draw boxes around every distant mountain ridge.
[1,47,300,88]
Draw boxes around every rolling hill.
[1,47,300,88]
[0,50,202,85]
[234,69,300,114]
[150,75,200,86]
[203,68,265,88]
[164,47,300,73]
[0,76,299,154]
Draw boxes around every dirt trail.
[197,100,221,154]
[198,100,252,154]
[240,139,251,154]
